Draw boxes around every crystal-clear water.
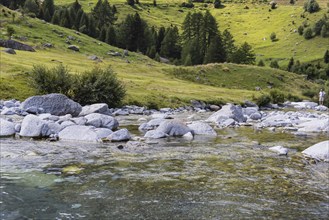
[1,125,328,219]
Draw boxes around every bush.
[303,27,313,39]
[304,0,320,13]
[270,60,279,69]
[270,32,277,41]
[30,64,73,96]
[214,0,221,8]
[30,65,126,107]
[257,59,265,66]
[255,94,271,107]
[72,66,126,107]
[181,2,194,8]
[302,89,317,98]
[298,25,304,35]
[270,90,285,104]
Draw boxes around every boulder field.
[0,94,328,161]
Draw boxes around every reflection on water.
[1,127,329,219]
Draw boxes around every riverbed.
[1,113,329,219]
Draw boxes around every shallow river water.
[1,114,329,219]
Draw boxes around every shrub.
[304,0,320,13]
[181,2,194,8]
[6,26,15,39]
[298,25,304,35]
[29,64,73,96]
[214,0,221,8]
[270,32,277,41]
[303,27,313,39]
[269,90,285,104]
[255,94,271,107]
[302,89,317,98]
[258,59,265,66]
[270,60,279,69]
[72,66,126,107]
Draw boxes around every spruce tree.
[51,10,61,25]
[156,27,166,52]
[258,60,265,67]
[287,57,294,72]
[231,42,255,64]
[23,0,39,16]
[99,26,107,42]
[106,25,117,46]
[222,29,236,62]
[324,50,329,64]
[321,25,327,38]
[204,35,226,64]
[270,60,280,69]
[160,26,181,59]
[43,0,55,17]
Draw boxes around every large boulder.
[207,104,246,124]
[0,39,35,52]
[144,130,168,139]
[79,103,109,116]
[58,125,104,142]
[107,128,131,142]
[297,119,329,133]
[68,45,79,51]
[155,119,191,136]
[21,94,82,117]
[84,113,118,130]
[302,141,329,161]
[0,118,16,136]
[138,118,165,131]
[187,121,217,136]
[19,114,48,137]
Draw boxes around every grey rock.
[243,107,259,116]
[44,121,62,135]
[244,100,258,107]
[70,117,87,125]
[269,146,289,155]
[4,101,15,108]
[68,45,79,51]
[1,108,16,115]
[297,119,329,133]
[155,119,191,136]
[14,123,21,132]
[123,50,129,56]
[187,121,217,136]
[0,118,16,136]
[209,105,220,111]
[94,128,113,139]
[25,106,40,114]
[60,121,76,129]
[0,40,35,52]
[250,112,262,120]
[19,114,48,137]
[302,141,329,161]
[79,103,109,116]
[207,104,246,124]
[107,128,131,142]
[138,118,165,131]
[3,48,16,54]
[84,113,119,130]
[183,132,194,140]
[43,43,53,48]
[21,94,82,117]
[315,105,328,111]
[59,125,100,143]
[113,109,129,116]
[144,130,168,139]
[221,118,236,127]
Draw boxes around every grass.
[0,4,323,107]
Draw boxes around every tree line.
[5,0,255,66]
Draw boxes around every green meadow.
[0,2,326,107]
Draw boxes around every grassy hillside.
[55,0,329,66]
[0,4,322,107]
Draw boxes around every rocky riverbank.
[1,93,328,162]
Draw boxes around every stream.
[1,114,329,219]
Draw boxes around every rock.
[21,93,82,117]
[243,107,259,116]
[43,43,53,48]
[70,117,87,125]
[183,132,194,140]
[68,45,79,51]
[14,124,21,132]
[1,108,16,115]
[269,146,289,155]
[250,112,262,120]
[3,48,16,54]
[155,119,191,136]
[187,121,217,136]
[302,141,329,161]
[59,125,100,143]
[19,114,48,137]
[88,55,102,62]
[60,121,76,129]
[144,130,168,139]
[107,51,121,56]
[190,100,206,109]
[315,105,328,111]
[209,105,220,111]
[123,50,129,56]
[112,109,129,116]
[0,39,35,52]
[79,103,109,116]
[297,119,329,133]
[44,121,62,135]
[138,118,165,131]
[94,128,113,139]
[159,57,170,63]
[84,113,119,130]
[207,104,246,124]
[107,128,131,142]
[25,106,40,114]
[221,118,236,127]
[0,118,16,136]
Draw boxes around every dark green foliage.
[270,32,277,41]
[255,94,271,107]
[287,57,294,72]
[181,2,194,8]
[269,90,285,104]
[303,27,313,39]
[321,25,328,37]
[127,0,135,6]
[203,35,226,64]
[29,64,73,96]
[106,25,117,46]
[313,17,327,36]
[231,42,255,64]
[153,0,157,6]
[51,10,61,25]
[23,0,39,16]
[99,26,107,42]
[222,29,236,62]
[324,50,329,63]
[6,26,15,39]
[302,89,317,98]
[257,60,265,67]
[213,0,221,9]
[160,26,181,59]
[72,66,126,107]
[290,0,295,4]
[1,0,25,10]
[304,0,320,13]
[92,0,116,28]
[42,0,55,17]
[298,25,304,35]
[270,60,279,69]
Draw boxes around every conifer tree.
[160,26,181,59]
[43,0,55,17]
[106,25,117,46]
[156,27,166,52]
[203,35,226,64]
[99,26,107,42]
[231,42,255,64]
[222,29,236,62]
[23,0,39,16]
[287,57,294,71]
[324,50,329,64]
[51,10,61,25]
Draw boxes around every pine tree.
[72,0,82,12]
[44,8,51,22]
[231,42,255,64]
[160,26,181,59]
[270,60,280,69]
[222,29,236,62]
[324,50,329,64]
[106,25,117,46]
[23,0,39,16]
[321,25,327,38]
[99,26,107,42]
[258,60,265,67]
[287,57,294,72]
[156,27,166,52]
[43,0,55,17]
[51,10,61,25]
[203,35,226,64]
[92,0,116,29]
[182,12,192,43]
[127,0,135,6]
